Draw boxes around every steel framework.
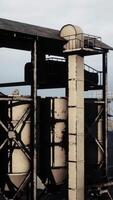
[0,19,112,200]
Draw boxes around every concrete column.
[60,24,84,200]
[68,55,84,200]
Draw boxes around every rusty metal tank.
[4,93,31,196]
[39,97,68,190]
[8,101,31,187]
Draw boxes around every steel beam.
[31,38,38,200]
[0,81,28,87]
[102,52,108,175]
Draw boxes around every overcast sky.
[0,0,113,95]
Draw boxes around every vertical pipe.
[102,52,108,176]
[31,38,37,200]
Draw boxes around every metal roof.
[91,38,113,51]
[0,18,112,52]
[0,18,61,40]
[83,35,113,51]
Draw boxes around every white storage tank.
[5,93,31,196]
[39,97,68,190]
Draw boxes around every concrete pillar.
[68,55,84,200]
[60,25,84,200]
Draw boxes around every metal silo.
[39,97,68,191]
[3,94,31,198]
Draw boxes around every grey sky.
[0,0,113,37]
[0,0,113,95]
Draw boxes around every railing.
[107,92,113,101]
[84,63,103,87]
[46,55,66,62]
[63,33,101,50]
[63,33,84,50]
[83,33,101,49]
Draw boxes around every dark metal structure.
[0,18,113,200]
[0,18,67,200]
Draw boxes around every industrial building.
[0,18,113,200]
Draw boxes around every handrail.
[63,33,101,50]
[84,63,103,86]
[84,63,102,73]
[81,33,101,41]
[62,33,101,40]
[63,34,84,49]
[46,55,66,62]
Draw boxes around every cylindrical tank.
[39,97,68,190]
[5,97,31,195]
[85,99,104,185]
[51,98,67,186]
[0,94,67,195]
